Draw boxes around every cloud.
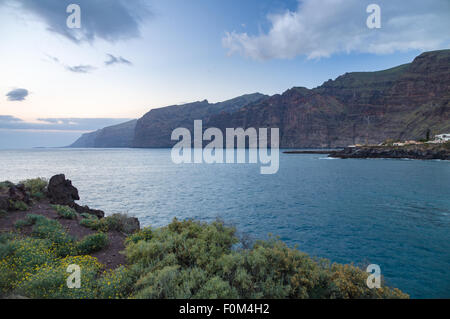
[223,0,450,60]
[105,54,132,66]
[65,64,96,73]
[6,88,29,101]
[3,0,151,43]
[0,116,132,131]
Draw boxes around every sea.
[0,148,449,298]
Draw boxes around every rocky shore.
[329,143,450,160]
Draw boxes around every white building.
[435,134,450,142]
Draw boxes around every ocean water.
[0,148,449,298]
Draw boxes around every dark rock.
[74,205,105,219]
[9,184,30,204]
[329,144,450,160]
[47,174,104,218]
[48,174,80,205]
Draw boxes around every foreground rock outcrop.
[48,174,105,218]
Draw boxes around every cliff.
[205,50,450,148]
[69,49,450,148]
[70,119,137,148]
[133,93,268,148]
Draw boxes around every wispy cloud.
[0,115,132,131]
[65,64,96,74]
[3,0,151,44]
[105,54,132,66]
[6,88,29,101]
[223,0,450,60]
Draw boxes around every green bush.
[125,219,409,299]
[77,233,109,254]
[80,213,137,234]
[21,178,47,200]
[52,205,77,220]
[14,218,35,229]
[1,217,409,299]
[0,210,7,218]
[11,200,29,211]
[28,214,77,257]
[96,266,134,299]
[125,227,153,245]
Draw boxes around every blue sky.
[0,0,449,147]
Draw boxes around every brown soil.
[0,200,127,270]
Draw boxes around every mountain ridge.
[70,49,450,148]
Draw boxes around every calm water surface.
[0,148,449,298]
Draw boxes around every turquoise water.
[0,148,449,298]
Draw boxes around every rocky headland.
[329,143,450,160]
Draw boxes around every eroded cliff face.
[71,50,449,149]
[205,50,450,148]
[132,93,268,148]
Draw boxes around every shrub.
[0,210,7,218]
[0,237,55,295]
[79,213,137,234]
[76,233,109,254]
[14,218,35,229]
[126,227,153,245]
[21,178,47,200]
[12,200,29,211]
[52,205,77,220]
[96,266,134,299]
[29,214,77,257]
[125,219,409,299]
[16,255,102,299]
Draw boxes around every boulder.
[48,174,104,218]
[47,174,80,205]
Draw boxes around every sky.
[0,0,449,148]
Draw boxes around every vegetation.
[21,178,48,200]
[80,213,137,234]
[0,217,409,299]
[11,200,29,211]
[52,205,77,220]
[76,233,109,254]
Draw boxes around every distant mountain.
[70,119,137,148]
[70,50,450,148]
[133,93,268,147]
[70,93,267,148]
